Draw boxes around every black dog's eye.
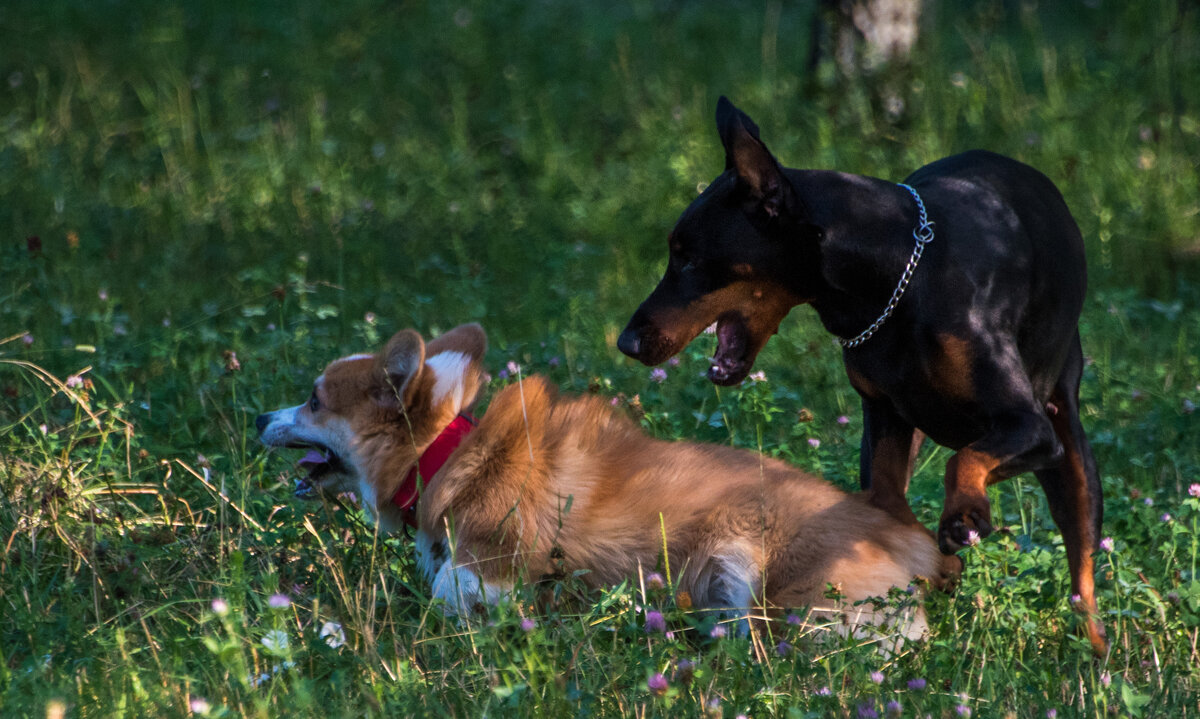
[309,390,320,412]
[674,253,700,274]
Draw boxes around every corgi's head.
[255,323,488,530]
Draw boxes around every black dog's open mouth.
[708,313,752,386]
[292,445,345,499]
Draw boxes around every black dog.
[618,97,1106,654]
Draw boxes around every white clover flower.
[261,629,289,654]
[319,621,346,649]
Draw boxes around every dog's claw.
[937,509,994,554]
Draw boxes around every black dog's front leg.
[938,406,1064,553]
[860,397,924,528]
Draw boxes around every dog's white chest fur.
[415,528,509,616]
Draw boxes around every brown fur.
[259,324,956,639]
[423,376,951,626]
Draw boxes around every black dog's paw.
[937,510,994,554]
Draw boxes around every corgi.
[256,323,958,640]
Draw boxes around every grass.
[2,0,1199,716]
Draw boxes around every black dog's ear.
[716,96,794,220]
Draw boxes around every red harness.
[391,414,475,526]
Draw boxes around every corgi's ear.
[426,322,487,362]
[377,329,426,407]
[425,323,489,415]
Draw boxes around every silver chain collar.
[837,183,935,349]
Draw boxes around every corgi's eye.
[309,391,320,412]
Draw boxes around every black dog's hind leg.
[1034,333,1107,654]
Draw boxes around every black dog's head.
[618,97,820,385]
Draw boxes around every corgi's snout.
[255,413,272,435]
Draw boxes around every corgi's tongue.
[294,449,332,499]
[298,449,331,470]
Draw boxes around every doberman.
[617,97,1106,654]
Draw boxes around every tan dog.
[256,323,956,639]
